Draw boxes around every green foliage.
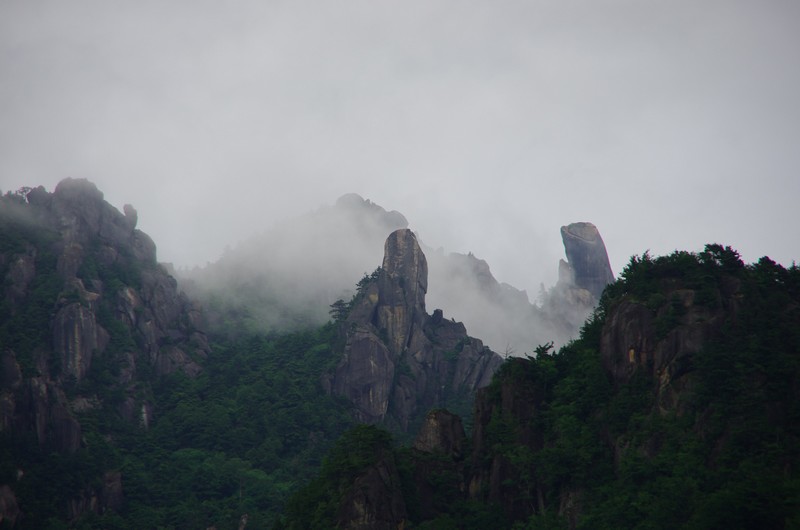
[4,211,798,530]
[474,246,800,529]
[107,325,355,527]
[328,267,382,324]
[278,424,393,529]
[0,231,60,376]
[3,323,355,529]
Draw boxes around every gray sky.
[2,0,799,295]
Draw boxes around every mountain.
[0,179,512,527]
[426,221,615,355]
[0,179,208,436]
[179,193,409,335]
[324,228,503,433]
[278,245,800,529]
[541,221,616,335]
[182,193,615,352]
[0,180,210,525]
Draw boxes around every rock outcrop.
[181,193,409,335]
[185,191,614,353]
[542,222,615,335]
[413,409,467,458]
[559,222,614,300]
[326,229,503,432]
[0,179,209,521]
[287,247,800,529]
[599,274,742,413]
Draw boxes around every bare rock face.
[331,327,395,423]
[377,229,428,355]
[542,222,615,339]
[0,179,209,449]
[52,302,104,382]
[327,229,503,432]
[560,222,614,300]
[599,282,739,413]
[0,179,212,523]
[413,409,466,458]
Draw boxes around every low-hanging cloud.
[1,0,798,296]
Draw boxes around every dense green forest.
[278,245,800,529]
[2,184,799,529]
[1,326,355,529]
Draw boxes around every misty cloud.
[179,193,593,354]
[1,0,798,298]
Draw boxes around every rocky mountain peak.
[377,229,428,355]
[326,229,502,431]
[334,193,409,229]
[560,222,614,299]
[0,179,208,456]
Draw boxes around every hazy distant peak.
[54,176,105,201]
[335,192,368,207]
[334,193,409,229]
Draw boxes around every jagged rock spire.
[377,229,428,355]
[326,228,502,431]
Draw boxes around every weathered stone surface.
[540,222,614,343]
[53,302,104,382]
[7,249,36,304]
[12,377,82,453]
[599,284,732,413]
[413,409,467,457]
[331,327,395,423]
[0,178,210,459]
[328,229,502,431]
[560,222,614,300]
[377,229,428,355]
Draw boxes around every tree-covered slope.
[0,183,357,528]
[279,245,800,529]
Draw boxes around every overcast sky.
[2,0,799,294]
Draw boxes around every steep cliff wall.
[542,221,615,336]
[326,229,503,432]
[0,179,209,520]
[465,247,800,527]
[294,246,800,529]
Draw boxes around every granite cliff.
[184,194,615,353]
[289,245,800,529]
[0,179,208,522]
[542,221,615,335]
[325,229,503,432]
[559,222,615,299]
